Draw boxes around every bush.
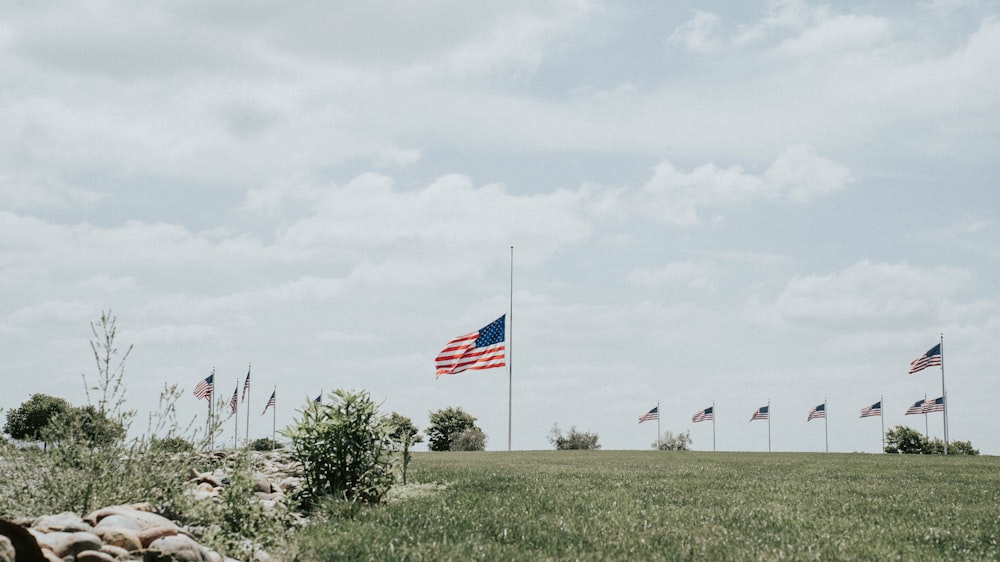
[249,437,282,451]
[654,430,692,451]
[426,406,484,452]
[885,425,978,455]
[149,435,195,454]
[548,424,601,450]
[282,389,396,505]
[4,393,72,446]
[387,412,423,484]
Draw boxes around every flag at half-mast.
[193,374,214,401]
[639,406,659,423]
[692,406,714,423]
[909,343,942,374]
[807,403,826,421]
[860,401,881,418]
[435,315,506,377]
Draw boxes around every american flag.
[314,393,322,404]
[261,390,275,415]
[860,401,882,418]
[905,399,926,415]
[229,384,239,414]
[908,343,942,374]
[241,365,251,402]
[692,406,714,423]
[435,315,506,377]
[639,406,659,423]
[807,403,826,422]
[193,374,214,401]
[923,396,944,413]
[750,405,769,422]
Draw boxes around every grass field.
[292,450,1000,561]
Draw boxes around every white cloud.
[669,10,723,53]
[627,261,718,290]
[775,14,892,57]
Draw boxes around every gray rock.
[31,530,102,558]
[32,512,93,533]
[0,535,14,562]
[144,534,212,562]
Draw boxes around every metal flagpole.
[271,386,276,447]
[234,378,239,450]
[880,395,885,453]
[712,401,716,452]
[245,363,251,446]
[508,245,513,452]
[824,398,828,453]
[767,399,771,452]
[923,393,928,438]
[209,367,215,450]
[940,333,948,455]
[656,401,661,450]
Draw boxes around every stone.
[77,549,117,562]
[31,530,102,558]
[100,543,131,559]
[84,503,154,526]
[0,519,46,562]
[32,512,93,533]
[145,534,211,562]
[137,525,183,548]
[0,535,14,562]
[96,526,142,551]
[252,473,272,494]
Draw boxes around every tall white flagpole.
[656,400,661,450]
[244,363,251,446]
[767,400,771,453]
[880,395,885,453]
[271,386,277,446]
[712,401,716,452]
[940,333,948,455]
[234,378,239,450]
[824,398,829,453]
[508,245,513,452]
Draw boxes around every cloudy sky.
[2,0,998,454]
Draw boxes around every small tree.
[426,406,484,452]
[388,412,424,484]
[548,424,601,450]
[450,427,487,451]
[654,430,692,451]
[4,393,73,448]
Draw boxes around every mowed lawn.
[292,450,1000,561]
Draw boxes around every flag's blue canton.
[760,406,768,414]
[705,406,713,415]
[476,316,505,348]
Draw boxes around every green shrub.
[549,424,601,450]
[149,436,196,454]
[426,406,484,451]
[282,389,396,505]
[249,437,282,451]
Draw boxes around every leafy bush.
[426,406,484,451]
[654,430,692,451]
[4,393,73,446]
[387,412,423,484]
[149,435,196,453]
[548,424,601,450]
[885,425,978,455]
[283,389,396,505]
[249,437,283,451]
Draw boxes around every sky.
[1,0,998,454]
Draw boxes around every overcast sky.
[2,0,998,454]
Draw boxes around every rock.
[95,514,143,532]
[31,530,102,558]
[90,508,178,531]
[40,548,63,562]
[0,535,14,562]
[100,543,132,559]
[137,525,183,548]
[252,473,272,494]
[95,525,142,551]
[77,549,117,562]
[0,519,46,562]
[32,512,93,533]
[84,503,154,526]
[145,534,212,562]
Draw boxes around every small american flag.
[639,406,659,423]
[241,365,251,402]
[261,390,276,415]
[905,399,926,415]
[807,403,826,422]
[193,374,214,401]
[908,343,942,374]
[692,406,714,423]
[229,384,239,414]
[859,401,881,418]
[435,315,506,377]
[750,405,769,422]
[922,396,944,413]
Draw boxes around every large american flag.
[859,401,882,418]
[193,374,214,401]
[435,315,506,377]
[639,406,659,423]
[905,399,926,415]
[908,343,942,374]
[807,403,826,422]
[692,406,714,423]
[750,405,769,422]
[922,396,945,413]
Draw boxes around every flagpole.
[234,378,239,450]
[209,367,215,450]
[656,400,661,450]
[923,393,928,438]
[245,363,251,446]
[767,400,771,452]
[880,395,885,453]
[824,398,828,453]
[508,245,513,452]
[940,333,948,455]
[712,401,716,452]
[271,385,276,446]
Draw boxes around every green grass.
[291,450,1000,561]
